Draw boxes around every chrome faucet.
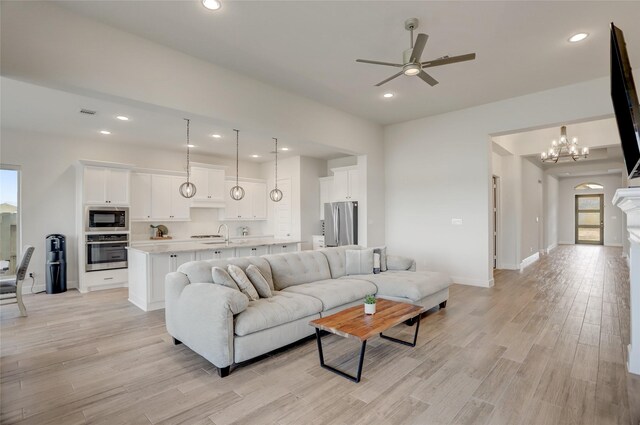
[217,224,230,246]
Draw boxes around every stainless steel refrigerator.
[324,201,358,247]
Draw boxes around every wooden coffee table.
[309,298,425,383]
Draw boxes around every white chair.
[0,246,35,317]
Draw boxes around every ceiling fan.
[356,18,476,87]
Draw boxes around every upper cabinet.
[190,166,226,207]
[83,166,130,205]
[130,172,190,221]
[220,179,268,221]
[330,166,359,202]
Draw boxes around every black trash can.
[46,234,67,294]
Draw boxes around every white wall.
[557,174,626,246]
[1,128,263,290]
[385,71,636,287]
[520,159,544,260]
[544,175,559,251]
[300,157,326,249]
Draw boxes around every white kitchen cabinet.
[140,251,195,310]
[236,246,269,257]
[191,167,225,207]
[319,177,333,219]
[331,166,359,202]
[195,247,235,261]
[269,243,299,254]
[220,180,267,221]
[149,175,190,221]
[170,176,191,220]
[131,173,152,220]
[83,166,130,205]
[251,182,268,220]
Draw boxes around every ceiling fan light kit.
[356,18,476,87]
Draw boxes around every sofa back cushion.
[178,257,274,290]
[318,245,361,278]
[263,251,332,290]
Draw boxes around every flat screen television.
[611,23,640,180]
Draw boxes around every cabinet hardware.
[104,277,114,280]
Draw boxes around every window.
[0,167,19,276]
[575,182,604,190]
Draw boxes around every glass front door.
[575,194,604,245]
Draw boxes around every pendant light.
[179,118,197,198]
[270,137,283,202]
[230,129,245,201]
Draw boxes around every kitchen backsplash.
[131,208,269,241]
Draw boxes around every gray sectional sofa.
[164,245,451,377]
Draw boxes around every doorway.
[575,194,604,245]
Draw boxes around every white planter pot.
[364,303,376,315]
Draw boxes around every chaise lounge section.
[165,245,451,376]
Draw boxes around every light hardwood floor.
[1,245,638,424]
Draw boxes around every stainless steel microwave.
[85,206,129,232]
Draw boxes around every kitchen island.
[127,238,300,311]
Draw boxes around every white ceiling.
[0,77,351,162]
[56,1,640,125]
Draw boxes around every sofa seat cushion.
[341,271,451,302]
[234,291,323,337]
[282,279,377,311]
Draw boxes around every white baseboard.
[498,263,520,270]
[520,252,540,271]
[558,241,574,245]
[545,243,558,254]
[20,280,78,295]
[605,243,623,247]
[451,276,494,288]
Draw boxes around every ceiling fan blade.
[417,70,439,86]
[410,33,428,63]
[356,59,403,67]
[375,71,403,87]
[422,53,476,68]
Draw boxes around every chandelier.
[540,126,589,163]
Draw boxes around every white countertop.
[128,238,301,254]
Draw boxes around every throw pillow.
[245,265,273,298]
[345,248,375,275]
[211,267,240,291]
[228,265,259,301]
[372,246,388,272]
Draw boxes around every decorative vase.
[364,303,376,315]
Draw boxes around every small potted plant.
[364,294,377,315]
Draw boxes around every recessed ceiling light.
[187,144,196,148]
[116,115,129,121]
[251,154,260,158]
[211,134,222,138]
[568,33,588,43]
[383,93,394,98]
[281,147,290,151]
[202,0,221,10]
[100,130,111,135]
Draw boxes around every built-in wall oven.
[85,206,129,232]
[86,234,128,272]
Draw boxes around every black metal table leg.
[315,328,367,383]
[379,314,421,347]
